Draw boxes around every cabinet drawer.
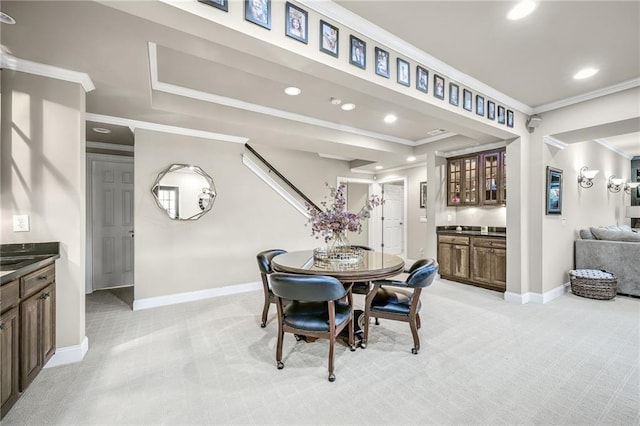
[439,235,470,245]
[472,237,506,249]
[20,264,55,299]
[0,280,19,313]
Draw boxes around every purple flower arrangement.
[306,183,383,243]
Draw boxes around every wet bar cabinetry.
[447,148,506,206]
[437,228,506,292]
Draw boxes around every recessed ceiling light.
[330,97,342,105]
[426,128,446,136]
[407,156,416,162]
[384,114,397,124]
[375,165,383,170]
[284,86,301,96]
[0,12,16,25]
[573,68,599,80]
[341,103,356,111]
[92,127,112,134]
[507,0,539,20]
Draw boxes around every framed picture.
[434,74,445,100]
[420,181,427,208]
[285,2,307,43]
[487,100,496,120]
[397,58,410,87]
[449,83,459,106]
[497,105,506,124]
[416,66,428,93]
[476,95,485,116]
[198,0,228,12]
[546,167,563,215]
[507,109,514,127]
[375,47,390,78]
[245,0,270,29]
[319,20,338,57]
[463,89,472,111]
[349,35,366,69]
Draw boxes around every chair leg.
[375,317,380,325]
[276,319,284,369]
[409,316,420,355]
[416,313,421,330]
[261,299,270,328]
[349,312,355,352]
[361,310,370,349]
[328,335,336,382]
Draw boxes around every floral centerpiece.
[306,183,382,256]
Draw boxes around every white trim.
[297,1,532,115]
[0,52,95,92]
[504,282,569,304]
[435,141,507,158]
[532,78,640,114]
[133,281,261,311]
[337,176,375,185]
[543,136,568,150]
[594,138,634,160]
[87,141,134,152]
[417,132,459,145]
[318,153,354,161]
[349,168,376,175]
[147,42,414,146]
[45,336,89,367]
[376,161,427,174]
[85,113,247,144]
[242,154,311,218]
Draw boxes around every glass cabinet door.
[463,157,477,204]
[448,158,462,205]
[482,152,500,204]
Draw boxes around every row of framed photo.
[198,0,515,128]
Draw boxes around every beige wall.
[0,70,86,348]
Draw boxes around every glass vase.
[328,230,350,254]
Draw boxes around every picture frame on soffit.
[319,20,338,57]
[198,0,228,12]
[285,2,308,44]
[349,35,366,69]
[245,0,271,29]
[416,66,428,93]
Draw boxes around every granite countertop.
[437,226,506,238]
[0,242,60,284]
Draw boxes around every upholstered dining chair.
[361,258,438,354]
[256,249,287,328]
[270,272,355,382]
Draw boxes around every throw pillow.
[591,227,640,242]
[579,229,595,239]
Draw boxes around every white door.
[91,159,134,290]
[382,183,404,255]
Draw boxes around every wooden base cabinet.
[438,234,506,292]
[20,283,55,390]
[0,280,20,418]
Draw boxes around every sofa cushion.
[606,225,633,233]
[591,227,640,242]
[579,229,595,239]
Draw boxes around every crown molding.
[147,42,414,146]
[298,0,532,115]
[543,136,568,150]
[86,113,248,144]
[435,141,507,158]
[532,78,640,114]
[0,52,95,92]
[594,138,633,160]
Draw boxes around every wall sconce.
[607,175,625,193]
[624,181,640,194]
[577,166,599,188]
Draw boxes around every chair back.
[270,273,347,302]
[256,249,287,274]
[406,259,439,288]
[351,245,373,251]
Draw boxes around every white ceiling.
[1,0,639,169]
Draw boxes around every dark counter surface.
[1,242,60,284]
[437,226,506,238]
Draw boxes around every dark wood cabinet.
[0,281,20,418]
[448,148,506,207]
[438,233,506,291]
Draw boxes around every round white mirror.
[151,164,217,220]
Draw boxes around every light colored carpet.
[3,279,639,425]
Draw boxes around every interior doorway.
[86,154,135,294]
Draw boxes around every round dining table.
[271,249,405,283]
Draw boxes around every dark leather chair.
[270,272,355,382]
[256,249,287,327]
[362,258,438,354]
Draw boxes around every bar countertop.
[436,226,506,238]
[0,242,60,284]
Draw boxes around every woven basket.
[569,269,617,300]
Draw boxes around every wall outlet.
[447,214,453,222]
[13,215,30,232]
[419,248,424,256]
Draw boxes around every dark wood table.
[272,250,405,346]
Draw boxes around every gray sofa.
[575,226,640,297]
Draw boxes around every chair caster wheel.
[294,334,302,341]
[350,345,356,352]
[375,318,380,325]
[360,343,367,349]
[411,348,418,355]
[260,322,266,328]
[277,361,284,369]
[328,373,336,382]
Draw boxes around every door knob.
[127,230,134,238]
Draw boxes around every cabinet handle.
[40,292,50,300]
[37,275,48,281]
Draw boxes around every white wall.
[0,70,86,349]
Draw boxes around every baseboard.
[45,336,89,368]
[504,282,570,304]
[132,281,262,311]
